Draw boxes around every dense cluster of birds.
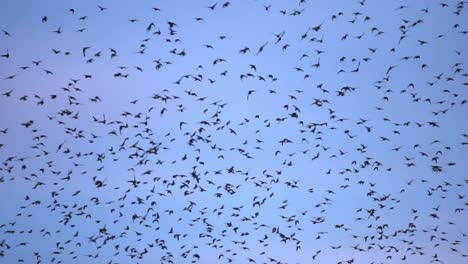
[0,0,467,263]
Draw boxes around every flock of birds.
[0,0,467,263]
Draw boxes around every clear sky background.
[0,0,467,263]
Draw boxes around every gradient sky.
[0,0,467,263]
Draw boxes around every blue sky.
[0,0,467,263]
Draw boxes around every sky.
[0,0,467,263]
